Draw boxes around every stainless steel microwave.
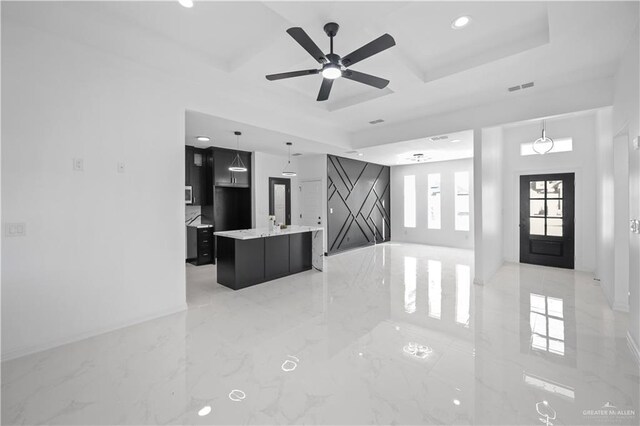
[185,186,193,204]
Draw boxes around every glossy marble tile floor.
[2,243,638,425]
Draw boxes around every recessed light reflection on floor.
[402,342,432,359]
[197,405,212,416]
[228,389,246,402]
[281,355,299,372]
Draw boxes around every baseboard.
[627,331,640,365]
[1,303,188,362]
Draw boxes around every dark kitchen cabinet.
[185,146,209,205]
[187,226,215,266]
[213,148,251,187]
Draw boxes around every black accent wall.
[327,155,390,255]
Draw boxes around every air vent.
[430,135,449,141]
[345,150,358,154]
[292,153,302,157]
[508,81,534,92]
[369,119,385,125]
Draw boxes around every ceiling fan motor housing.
[323,22,340,38]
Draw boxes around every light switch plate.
[5,222,26,237]
[73,158,84,171]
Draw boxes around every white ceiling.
[187,110,472,166]
[6,1,638,153]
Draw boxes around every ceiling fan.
[265,22,396,101]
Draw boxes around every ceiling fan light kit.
[266,22,396,101]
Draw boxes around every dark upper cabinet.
[213,149,234,186]
[185,146,194,187]
[185,146,209,206]
[213,148,251,187]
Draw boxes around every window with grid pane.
[529,180,564,236]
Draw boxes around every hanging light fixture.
[533,120,554,155]
[229,131,247,172]
[282,142,297,177]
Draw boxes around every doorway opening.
[269,177,291,226]
[519,173,575,269]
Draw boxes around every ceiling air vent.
[430,135,449,141]
[345,150,358,154]
[292,153,302,157]
[508,81,534,92]
[369,119,385,124]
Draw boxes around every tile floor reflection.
[2,243,638,424]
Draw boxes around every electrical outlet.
[5,222,26,237]
[117,162,126,173]
[73,158,84,171]
[633,136,639,151]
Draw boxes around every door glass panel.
[530,181,545,198]
[546,200,563,217]
[547,180,563,198]
[530,200,545,217]
[530,218,545,235]
[547,218,563,236]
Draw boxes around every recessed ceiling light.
[178,0,194,8]
[453,399,461,406]
[450,139,461,143]
[357,153,364,156]
[451,16,471,29]
[196,136,210,142]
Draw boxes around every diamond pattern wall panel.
[327,155,391,254]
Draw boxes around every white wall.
[252,151,299,229]
[1,21,188,359]
[296,154,328,253]
[390,158,474,249]
[501,113,598,272]
[595,108,615,305]
[474,127,504,285]
[610,26,640,355]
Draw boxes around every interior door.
[300,180,322,226]
[520,173,575,269]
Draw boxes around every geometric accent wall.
[327,155,391,255]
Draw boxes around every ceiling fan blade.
[341,34,396,67]
[266,69,319,81]
[316,78,333,101]
[286,27,327,64]
[343,70,389,89]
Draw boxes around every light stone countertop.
[214,225,323,240]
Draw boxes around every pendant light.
[229,131,247,172]
[282,142,297,177]
[533,120,554,155]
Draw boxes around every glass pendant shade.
[533,121,554,155]
[229,131,247,172]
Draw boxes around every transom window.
[529,180,564,237]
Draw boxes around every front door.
[520,173,575,269]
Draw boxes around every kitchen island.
[214,226,323,290]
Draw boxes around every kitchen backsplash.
[186,205,201,226]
